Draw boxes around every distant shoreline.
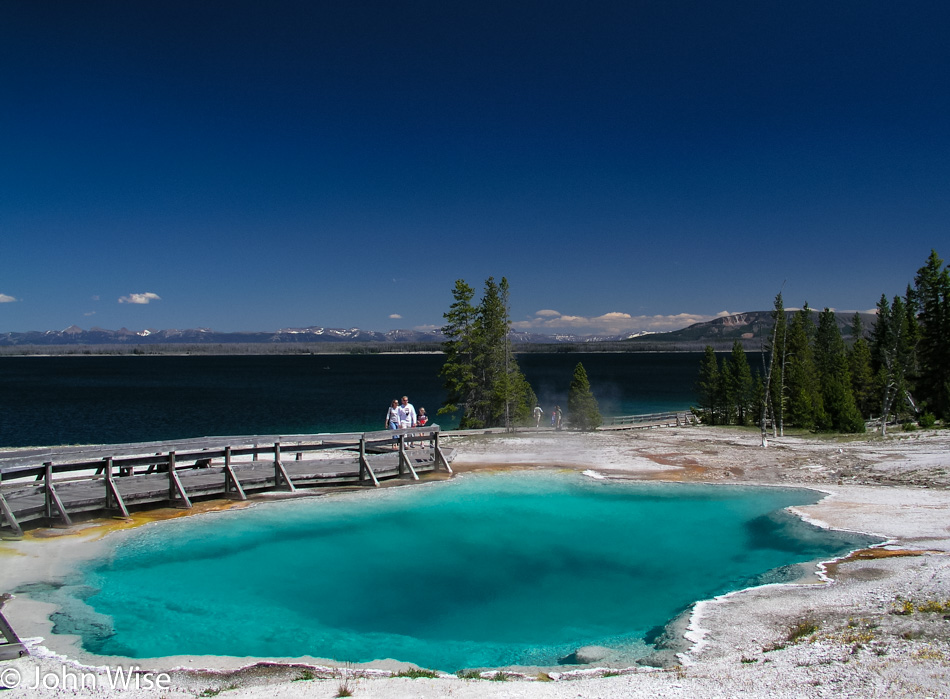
[0,342,734,357]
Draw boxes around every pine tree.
[724,340,754,425]
[875,294,918,434]
[762,291,787,441]
[439,277,536,429]
[696,346,721,424]
[438,280,478,425]
[814,308,864,433]
[470,277,508,427]
[914,249,950,418]
[784,304,826,430]
[847,313,874,418]
[568,362,602,430]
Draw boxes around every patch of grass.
[786,619,820,643]
[393,668,439,679]
[891,597,950,615]
[455,670,482,680]
[601,670,621,677]
[915,599,950,613]
[489,671,509,682]
[911,647,946,661]
[335,663,357,698]
[740,656,759,664]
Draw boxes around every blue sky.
[2,1,948,336]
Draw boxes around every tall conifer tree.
[848,313,874,418]
[914,249,950,418]
[815,309,864,433]
[696,346,721,424]
[568,362,602,430]
[439,277,536,429]
[439,280,478,424]
[764,292,787,437]
[785,304,826,430]
[725,340,754,425]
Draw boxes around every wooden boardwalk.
[0,428,455,537]
[600,411,696,430]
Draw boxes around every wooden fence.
[602,411,696,429]
[0,427,454,537]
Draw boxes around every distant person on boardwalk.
[555,405,563,431]
[385,399,400,449]
[398,395,417,447]
[533,404,543,428]
[551,409,557,428]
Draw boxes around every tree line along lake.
[0,352,702,448]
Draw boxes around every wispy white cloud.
[389,313,402,319]
[413,324,440,332]
[91,295,100,301]
[84,311,96,317]
[119,292,161,305]
[0,293,16,303]
[512,309,721,334]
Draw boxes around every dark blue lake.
[0,353,701,447]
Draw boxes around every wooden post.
[223,446,247,501]
[0,490,23,538]
[103,457,130,518]
[0,609,28,660]
[358,436,379,487]
[398,434,419,480]
[273,442,296,492]
[433,431,453,474]
[167,452,193,508]
[44,462,72,526]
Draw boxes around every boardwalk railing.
[0,608,27,660]
[0,427,453,537]
[602,411,696,429]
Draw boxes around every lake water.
[0,353,701,447]
[35,471,877,671]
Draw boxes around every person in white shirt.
[397,395,417,429]
[397,395,418,448]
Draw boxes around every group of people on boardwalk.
[385,395,428,448]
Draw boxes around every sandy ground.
[2,425,950,697]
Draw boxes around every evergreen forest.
[695,250,950,434]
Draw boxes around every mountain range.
[0,310,873,349]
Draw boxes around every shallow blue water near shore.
[0,353,701,447]
[49,472,877,671]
